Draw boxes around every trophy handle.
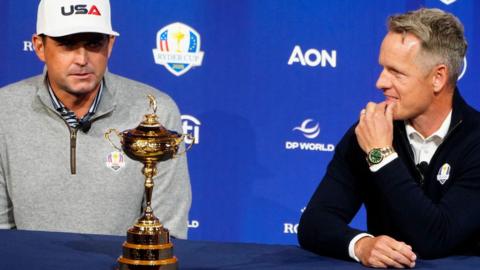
[104,128,123,152]
[174,134,195,158]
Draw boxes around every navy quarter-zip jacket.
[298,89,480,260]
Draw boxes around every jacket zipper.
[426,119,463,167]
[43,104,114,175]
[67,112,113,175]
[397,125,423,185]
[69,128,78,175]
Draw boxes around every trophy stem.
[142,160,158,221]
[118,158,176,270]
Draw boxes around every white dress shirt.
[348,110,452,262]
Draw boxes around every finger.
[365,102,377,115]
[381,240,416,267]
[375,102,388,115]
[393,242,416,262]
[357,107,366,124]
[359,109,366,123]
[372,237,411,265]
[387,248,415,268]
[386,102,396,123]
[360,109,366,117]
[377,253,405,268]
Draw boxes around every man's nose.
[376,69,391,90]
[74,47,88,66]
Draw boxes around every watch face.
[368,149,383,164]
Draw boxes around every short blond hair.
[388,8,467,85]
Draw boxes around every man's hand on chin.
[355,101,396,153]
[355,235,417,268]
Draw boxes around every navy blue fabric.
[298,90,480,259]
[0,229,480,269]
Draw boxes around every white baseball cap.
[36,0,119,37]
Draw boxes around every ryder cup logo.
[152,22,204,76]
[106,151,125,171]
[439,0,457,5]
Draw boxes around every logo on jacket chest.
[437,163,451,185]
[106,151,126,171]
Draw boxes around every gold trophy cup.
[105,95,193,270]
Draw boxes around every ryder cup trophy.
[105,95,193,270]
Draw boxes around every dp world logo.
[152,22,204,76]
[285,118,334,152]
[293,119,320,139]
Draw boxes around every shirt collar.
[405,110,452,142]
[46,78,104,115]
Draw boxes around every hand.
[355,235,416,268]
[355,102,396,154]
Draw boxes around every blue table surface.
[0,229,479,269]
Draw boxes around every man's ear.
[107,36,116,58]
[432,64,448,93]
[32,34,46,62]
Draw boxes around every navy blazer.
[298,89,480,260]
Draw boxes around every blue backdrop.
[1,0,479,245]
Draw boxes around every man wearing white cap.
[0,0,192,238]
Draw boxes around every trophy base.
[118,220,177,270]
[118,256,177,270]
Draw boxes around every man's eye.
[86,40,106,49]
[87,42,101,48]
[394,71,405,78]
[59,42,75,48]
[389,69,404,77]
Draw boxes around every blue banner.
[1,0,478,244]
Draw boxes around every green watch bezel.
[368,148,384,165]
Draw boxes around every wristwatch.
[366,147,395,166]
